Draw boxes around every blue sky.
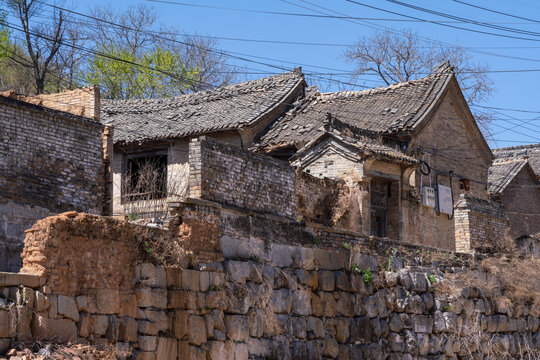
[73,1,540,147]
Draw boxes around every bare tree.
[3,0,69,94]
[87,4,237,94]
[344,29,493,106]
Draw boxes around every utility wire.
[453,0,540,24]
[346,0,540,42]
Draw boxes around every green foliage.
[249,255,261,263]
[143,240,153,254]
[0,10,10,58]
[442,304,451,312]
[351,265,372,285]
[351,264,362,274]
[427,274,437,284]
[85,45,200,100]
[363,269,372,285]
[309,235,321,244]
[343,242,351,250]
[129,213,137,221]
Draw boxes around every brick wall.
[189,136,296,218]
[0,95,104,271]
[295,171,342,226]
[22,87,100,120]
[454,194,509,253]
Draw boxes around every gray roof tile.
[254,63,454,151]
[492,143,540,177]
[488,158,529,194]
[101,70,304,144]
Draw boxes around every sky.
[38,0,540,148]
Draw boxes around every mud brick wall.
[0,95,104,272]
[189,137,296,218]
[454,194,510,253]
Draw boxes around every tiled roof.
[254,63,454,151]
[492,143,540,176]
[487,158,529,194]
[101,70,305,144]
[290,115,418,165]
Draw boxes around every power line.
[346,0,540,42]
[286,0,540,64]
[453,0,540,25]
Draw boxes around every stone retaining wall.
[1,211,538,359]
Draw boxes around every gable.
[409,84,492,199]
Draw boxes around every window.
[123,153,167,202]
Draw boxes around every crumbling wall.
[189,136,296,218]
[295,171,342,226]
[0,95,104,272]
[455,194,509,253]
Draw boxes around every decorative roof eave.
[290,130,419,170]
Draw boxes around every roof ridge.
[493,143,540,151]
[318,68,451,101]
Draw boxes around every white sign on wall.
[437,184,453,215]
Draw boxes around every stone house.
[492,143,540,179]
[254,63,499,251]
[0,88,106,271]
[488,155,540,238]
[100,70,306,218]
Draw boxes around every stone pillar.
[358,178,371,237]
[188,137,204,199]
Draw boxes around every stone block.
[156,337,177,360]
[291,289,311,316]
[32,315,77,342]
[209,272,225,288]
[224,261,250,285]
[33,290,48,312]
[75,295,87,311]
[135,351,155,360]
[139,320,159,335]
[206,291,228,311]
[58,295,79,322]
[269,244,294,268]
[306,316,325,339]
[182,269,201,291]
[246,310,263,338]
[136,288,167,309]
[140,309,169,331]
[119,293,138,318]
[48,295,58,319]
[410,273,428,292]
[173,310,188,339]
[199,271,210,292]
[318,271,335,291]
[335,271,351,291]
[337,292,355,317]
[320,292,337,317]
[92,315,109,336]
[209,340,225,360]
[292,317,307,339]
[235,342,248,360]
[271,289,292,314]
[412,315,433,333]
[313,248,348,270]
[323,338,339,358]
[188,315,207,346]
[336,318,351,344]
[78,312,91,338]
[106,315,120,343]
[225,315,249,342]
[16,305,32,340]
[165,267,182,288]
[138,336,157,352]
[0,310,9,337]
[95,289,120,314]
